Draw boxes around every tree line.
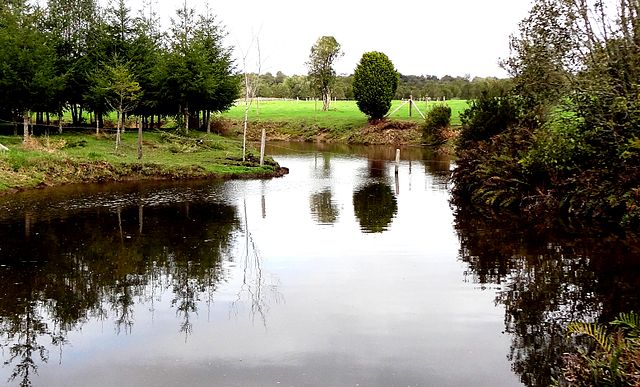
[0,0,511,138]
[0,0,240,136]
[245,71,511,101]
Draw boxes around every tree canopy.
[453,0,640,227]
[0,0,240,132]
[306,36,342,111]
[353,52,399,121]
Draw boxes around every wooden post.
[259,127,266,166]
[137,117,143,160]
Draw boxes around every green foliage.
[561,312,640,386]
[452,0,640,226]
[458,92,521,147]
[0,2,60,117]
[520,108,591,175]
[353,52,399,121]
[423,104,451,145]
[238,72,510,101]
[306,36,343,111]
[0,0,238,131]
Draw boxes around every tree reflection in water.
[353,182,398,233]
[0,199,240,385]
[310,190,339,225]
[455,208,640,386]
[231,199,282,328]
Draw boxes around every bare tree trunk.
[58,113,63,134]
[243,104,248,162]
[322,89,331,111]
[206,110,211,134]
[23,110,29,143]
[184,104,189,134]
[256,38,262,116]
[137,116,143,160]
[243,74,250,162]
[259,127,266,166]
[115,109,121,151]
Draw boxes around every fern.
[611,312,640,330]
[567,321,612,353]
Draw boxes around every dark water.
[0,142,639,387]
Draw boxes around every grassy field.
[223,99,468,127]
[221,99,468,143]
[0,131,280,192]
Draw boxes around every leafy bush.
[423,104,451,145]
[458,92,521,148]
[353,52,399,121]
[520,109,591,176]
[559,312,640,386]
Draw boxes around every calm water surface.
[1,143,639,387]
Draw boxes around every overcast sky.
[142,0,534,78]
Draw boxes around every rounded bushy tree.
[353,52,399,121]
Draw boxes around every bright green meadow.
[222,99,468,130]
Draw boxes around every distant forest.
[245,72,512,101]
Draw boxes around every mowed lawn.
[222,99,469,129]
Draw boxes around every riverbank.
[0,131,286,194]
[225,118,427,145]
[220,99,467,145]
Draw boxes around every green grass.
[222,99,468,130]
[0,131,279,192]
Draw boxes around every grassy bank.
[0,131,283,193]
[221,99,468,144]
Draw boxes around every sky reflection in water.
[0,143,567,387]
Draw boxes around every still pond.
[0,143,639,386]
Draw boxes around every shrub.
[520,109,591,176]
[423,104,451,145]
[353,52,399,121]
[559,312,640,386]
[458,92,521,148]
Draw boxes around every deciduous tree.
[306,36,342,111]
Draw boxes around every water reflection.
[353,182,398,233]
[455,208,640,386]
[0,193,240,385]
[0,146,517,387]
[309,190,339,225]
[423,150,452,189]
